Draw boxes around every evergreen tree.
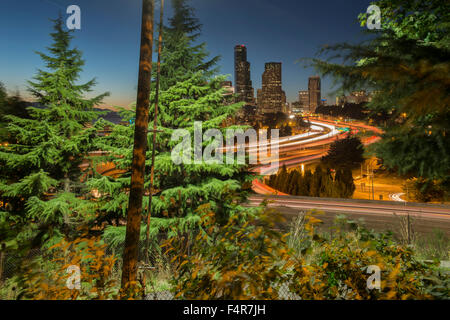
[341,167,356,198]
[274,165,288,193]
[0,84,30,141]
[88,1,255,254]
[157,0,220,90]
[333,168,345,198]
[0,82,6,106]
[0,17,108,250]
[267,174,276,189]
[93,72,253,251]
[301,170,313,196]
[296,171,307,196]
[0,83,9,141]
[321,136,364,170]
[287,170,300,195]
[307,0,450,198]
[311,165,324,197]
[321,167,334,197]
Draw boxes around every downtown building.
[308,76,321,113]
[234,45,255,104]
[336,90,371,106]
[298,90,309,111]
[257,62,286,114]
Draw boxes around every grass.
[287,211,449,264]
[413,229,449,261]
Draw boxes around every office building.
[234,45,255,104]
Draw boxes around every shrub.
[165,205,290,300]
[16,236,119,300]
[167,206,448,300]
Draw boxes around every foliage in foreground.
[2,208,448,300]
[166,207,449,300]
[12,236,118,300]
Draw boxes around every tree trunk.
[145,0,164,265]
[121,0,155,293]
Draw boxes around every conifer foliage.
[321,136,364,170]
[305,0,450,198]
[93,0,254,252]
[157,0,220,91]
[0,17,108,249]
[267,165,355,199]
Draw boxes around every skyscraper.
[298,90,309,109]
[308,76,321,113]
[259,62,284,114]
[234,45,255,104]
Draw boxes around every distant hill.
[26,102,123,124]
[94,108,122,124]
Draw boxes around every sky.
[1,0,374,108]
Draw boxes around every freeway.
[87,117,450,234]
[249,119,450,235]
[251,119,382,194]
[248,194,450,235]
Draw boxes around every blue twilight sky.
[1,0,374,108]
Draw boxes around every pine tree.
[274,165,288,193]
[321,167,334,198]
[93,72,253,252]
[311,165,324,197]
[287,170,300,195]
[341,167,356,198]
[301,170,313,196]
[296,171,306,196]
[0,17,108,249]
[268,174,276,189]
[91,1,253,254]
[333,168,344,198]
[157,0,220,91]
[307,0,450,197]
[321,136,364,170]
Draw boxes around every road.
[88,117,450,235]
[248,195,450,235]
[249,119,450,235]
[251,119,356,193]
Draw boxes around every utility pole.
[367,163,370,200]
[371,167,375,200]
[145,0,164,265]
[121,0,155,293]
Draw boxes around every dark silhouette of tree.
[310,165,324,197]
[274,165,288,192]
[321,136,364,169]
[280,124,293,137]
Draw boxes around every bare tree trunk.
[145,0,165,265]
[121,0,155,293]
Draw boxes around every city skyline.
[1,0,373,108]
